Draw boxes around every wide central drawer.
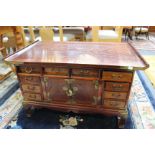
[44,67,69,76]
[72,68,99,77]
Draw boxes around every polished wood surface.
[5,41,149,128]
[5,41,148,70]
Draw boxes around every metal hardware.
[109,102,119,107]
[25,76,33,81]
[112,93,121,98]
[93,80,99,90]
[92,96,101,105]
[27,86,35,90]
[29,94,36,98]
[112,84,123,88]
[112,74,122,79]
[63,79,78,99]
[44,77,48,83]
[25,66,32,73]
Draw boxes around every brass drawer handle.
[28,94,36,98]
[80,69,89,74]
[112,84,123,88]
[109,102,119,107]
[112,93,121,98]
[25,66,32,73]
[25,77,33,81]
[112,74,122,79]
[27,86,35,90]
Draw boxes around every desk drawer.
[24,93,42,101]
[103,100,126,109]
[72,68,99,77]
[19,76,41,84]
[21,84,41,93]
[45,67,69,76]
[104,91,127,100]
[105,82,130,92]
[18,66,41,74]
[102,71,133,82]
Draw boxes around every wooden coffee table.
[5,41,149,128]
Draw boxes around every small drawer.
[19,76,41,84]
[104,91,127,100]
[44,67,68,76]
[103,100,126,109]
[21,84,41,93]
[102,71,133,82]
[24,93,42,101]
[105,82,130,92]
[72,68,99,78]
[18,66,41,74]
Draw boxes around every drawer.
[21,84,41,93]
[103,100,126,109]
[23,93,42,101]
[105,82,130,92]
[19,76,41,84]
[102,71,133,82]
[104,91,127,100]
[44,67,69,76]
[18,66,41,74]
[72,68,99,78]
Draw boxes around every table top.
[5,41,149,70]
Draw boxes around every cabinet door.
[44,77,69,102]
[67,79,101,105]
[44,77,101,105]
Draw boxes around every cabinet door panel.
[45,77,69,102]
[72,79,101,105]
[44,77,101,105]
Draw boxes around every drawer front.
[103,100,126,109]
[19,76,41,84]
[105,82,130,92]
[18,66,41,74]
[102,71,133,82]
[104,91,127,100]
[44,67,68,76]
[72,68,99,78]
[24,93,42,101]
[21,84,41,93]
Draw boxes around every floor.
[0,31,155,129]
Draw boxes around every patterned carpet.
[1,72,154,129]
[130,40,155,51]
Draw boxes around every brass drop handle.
[66,89,74,97]
[25,66,32,73]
